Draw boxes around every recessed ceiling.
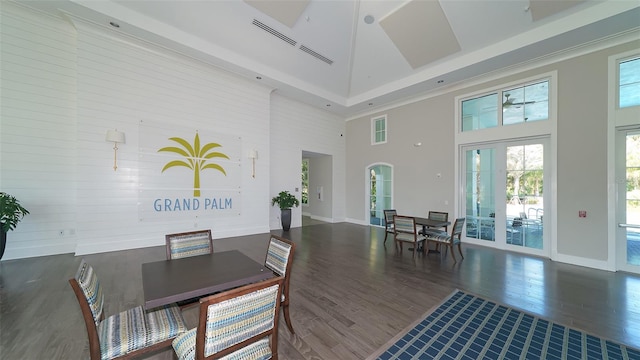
[19,0,640,117]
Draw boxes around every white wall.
[0,3,345,259]
[345,35,640,270]
[270,95,345,229]
[1,3,79,258]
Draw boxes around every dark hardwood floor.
[1,222,639,359]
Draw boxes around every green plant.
[1,192,30,233]
[271,191,300,210]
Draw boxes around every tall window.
[301,159,309,205]
[619,57,640,109]
[372,115,387,144]
[462,79,549,132]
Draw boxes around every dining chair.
[265,235,296,334]
[427,211,449,231]
[383,209,397,244]
[420,211,449,251]
[393,215,426,259]
[69,259,188,360]
[172,276,284,360]
[422,217,466,262]
[165,229,213,260]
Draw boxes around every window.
[462,94,498,131]
[372,115,387,144]
[461,79,549,132]
[502,81,549,125]
[620,57,640,109]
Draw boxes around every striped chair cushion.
[98,306,148,360]
[265,237,291,276]
[204,284,279,356]
[394,218,415,233]
[173,284,279,359]
[98,304,187,360]
[219,338,272,360]
[169,232,212,259]
[423,229,459,245]
[76,260,104,325]
[173,328,197,360]
[173,333,271,360]
[145,304,189,344]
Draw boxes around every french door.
[462,138,549,255]
[616,127,640,273]
[368,164,392,226]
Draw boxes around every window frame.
[618,55,640,110]
[371,114,388,145]
[459,78,551,133]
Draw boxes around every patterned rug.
[368,289,639,360]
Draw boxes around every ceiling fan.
[503,93,535,109]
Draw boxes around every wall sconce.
[105,129,125,171]
[248,150,258,178]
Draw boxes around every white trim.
[609,48,640,273]
[371,114,388,145]
[365,162,394,225]
[455,72,557,260]
[346,30,640,122]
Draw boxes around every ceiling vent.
[252,19,296,46]
[299,45,333,65]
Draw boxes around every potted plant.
[0,192,30,260]
[271,191,300,231]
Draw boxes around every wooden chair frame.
[393,215,426,258]
[424,217,466,262]
[383,209,397,244]
[192,276,284,360]
[265,235,296,334]
[165,229,213,260]
[69,263,182,360]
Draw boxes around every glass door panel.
[505,144,544,249]
[464,148,496,242]
[369,165,392,226]
[618,129,640,272]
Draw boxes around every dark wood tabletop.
[142,250,273,309]
[414,217,450,229]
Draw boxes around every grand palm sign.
[138,123,242,221]
[158,132,230,197]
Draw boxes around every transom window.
[619,57,640,109]
[462,80,550,132]
[372,115,387,145]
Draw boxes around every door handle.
[619,223,640,229]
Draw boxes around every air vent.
[299,45,333,65]
[252,19,296,46]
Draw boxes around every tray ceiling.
[18,0,640,117]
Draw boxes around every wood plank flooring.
[1,221,639,359]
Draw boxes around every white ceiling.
[19,0,640,117]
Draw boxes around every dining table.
[141,249,273,309]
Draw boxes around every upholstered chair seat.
[172,277,284,360]
[69,259,188,360]
[422,217,466,262]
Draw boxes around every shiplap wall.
[270,95,345,229]
[1,3,346,259]
[1,2,78,258]
[72,19,273,254]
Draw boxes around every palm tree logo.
[158,132,230,197]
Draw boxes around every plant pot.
[0,230,6,260]
[280,208,292,231]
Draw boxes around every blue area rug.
[369,289,639,360]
